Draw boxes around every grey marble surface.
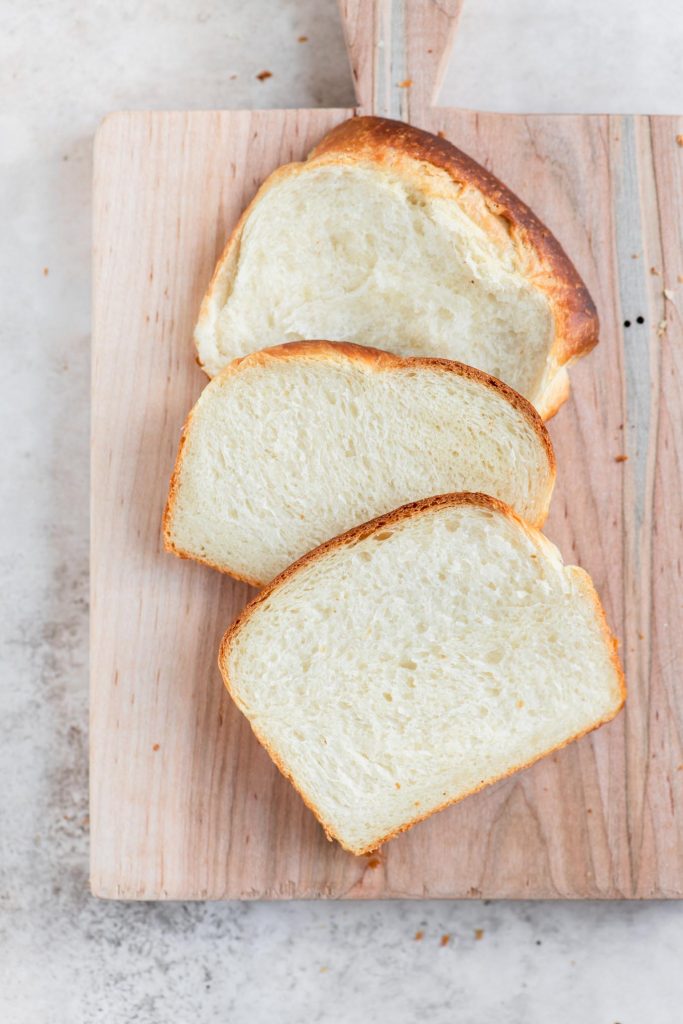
[1,1,682,1021]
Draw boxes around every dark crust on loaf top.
[309,116,599,371]
[218,490,626,855]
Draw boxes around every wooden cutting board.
[90,0,683,899]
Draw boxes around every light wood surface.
[90,2,683,899]
[339,0,462,118]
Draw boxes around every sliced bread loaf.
[195,116,598,418]
[219,493,625,855]
[163,341,555,585]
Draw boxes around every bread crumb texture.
[221,497,624,854]
[166,344,554,582]
[199,159,552,398]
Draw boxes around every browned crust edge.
[218,491,626,857]
[162,340,557,583]
[196,116,599,418]
[309,116,600,376]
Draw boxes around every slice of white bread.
[195,116,599,418]
[220,493,625,856]
[163,341,555,585]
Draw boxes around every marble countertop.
[2,1,682,1021]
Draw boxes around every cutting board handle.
[337,0,462,121]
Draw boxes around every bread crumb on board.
[650,266,660,276]
[398,78,413,88]
[440,934,450,947]
[297,35,308,43]
[614,454,629,463]
[677,134,683,146]
[43,266,49,276]
[663,288,675,301]
[474,928,485,941]
[256,70,272,82]
[414,930,424,941]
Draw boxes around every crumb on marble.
[256,70,272,82]
[474,929,484,941]
[298,35,308,43]
[650,266,660,275]
[414,930,424,941]
[398,79,413,88]
[440,934,450,947]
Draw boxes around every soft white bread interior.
[195,117,598,418]
[220,494,624,856]
[164,342,556,585]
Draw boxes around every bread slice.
[219,493,625,856]
[195,116,598,418]
[163,341,555,585]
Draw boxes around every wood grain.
[339,0,462,118]
[90,2,683,899]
